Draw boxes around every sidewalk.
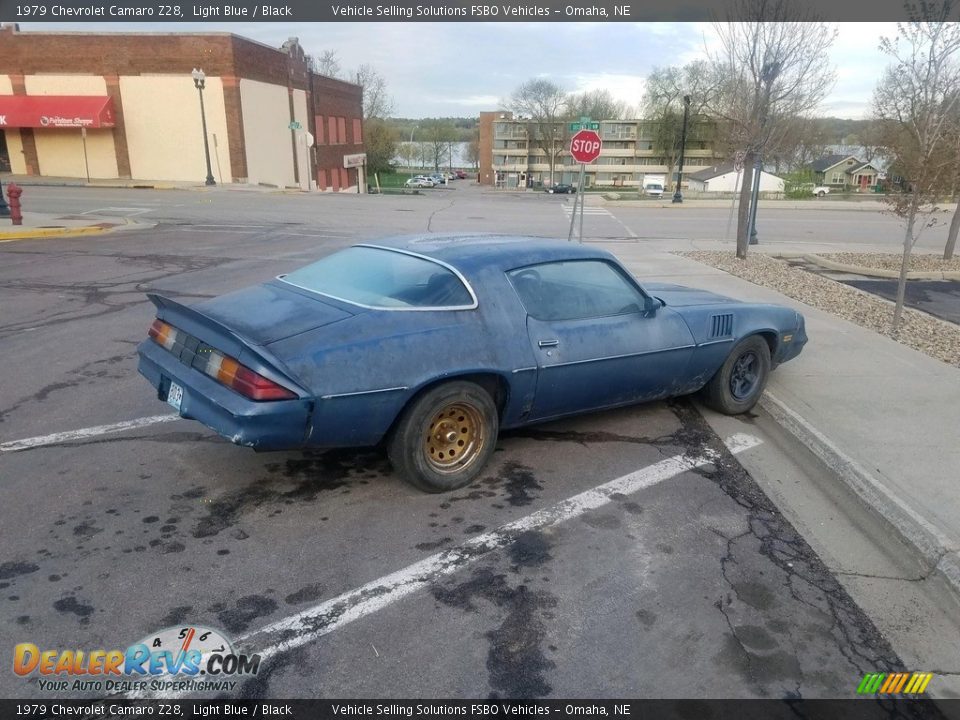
[0,173,313,193]
[611,245,960,595]
[0,210,154,242]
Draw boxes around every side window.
[507,260,646,321]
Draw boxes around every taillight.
[148,319,178,351]
[202,349,296,401]
[148,318,296,402]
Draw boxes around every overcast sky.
[24,21,898,119]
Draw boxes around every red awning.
[0,96,115,129]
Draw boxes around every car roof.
[364,234,617,273]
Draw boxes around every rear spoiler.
[146,293,309,395]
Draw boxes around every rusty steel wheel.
[424,401,486,473]
[388,381,499,493]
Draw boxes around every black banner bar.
[0,699,956,720]
[1,0,959,23]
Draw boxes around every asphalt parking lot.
[840,279,960,325]
[0,184,956,700]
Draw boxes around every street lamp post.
[191,68,216,186]
[747,154,762,245]
[672,94,690,204]
[746,61,781,246]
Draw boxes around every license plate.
[167,381,184,411]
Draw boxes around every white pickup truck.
[812,186,831,197]
[643,174,666,198]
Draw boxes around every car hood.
[192,281,355,345]
[644,282,740,307]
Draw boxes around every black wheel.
[700,336,771,415]
[387,381,499,493]
[817,190,826,197]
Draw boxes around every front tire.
[387,381,499,493]
[700,336,771,415]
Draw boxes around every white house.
[687,162,784,193]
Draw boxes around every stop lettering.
[569,129,602,163]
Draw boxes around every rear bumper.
[137,339,312,451]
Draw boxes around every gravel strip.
[817,252,960,273]
[679,251,960,368]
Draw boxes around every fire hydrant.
[7,183,22,226]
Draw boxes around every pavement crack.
[833,569,933,583]
[426,196,458,233]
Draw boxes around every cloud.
[22,20,899,119]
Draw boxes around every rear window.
[279,246,475,310]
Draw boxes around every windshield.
[280,246,475,310]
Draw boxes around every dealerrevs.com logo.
[13,625,261,693]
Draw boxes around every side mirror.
[643,296,661,316]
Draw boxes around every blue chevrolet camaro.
[137,235,807,492]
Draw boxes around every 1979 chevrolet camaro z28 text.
[137,235,807,492]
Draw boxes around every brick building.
[0,25,365,191]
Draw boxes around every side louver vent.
[710,313,733,338]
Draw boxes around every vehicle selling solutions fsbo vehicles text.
[330,4,555,17]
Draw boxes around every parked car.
[812,186,831,197]
[547,184,576,194]
[429,174,447,185]
[405,176,435,188]
[137,235,807,492]
[455,170,468,179]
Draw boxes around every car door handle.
[538,339,559,348]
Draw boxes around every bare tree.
[853,120,887,164]
[511,79,568,185]
[419,119,458,171]
[309,49,342,78]
[565,89,629,121]
[644,61,719,192]
[466,128,480,169]
[355,64,394,120]
[944,113,960,259]
[763,115,832,172]
[706,0,837,258]
[873,10,960,329]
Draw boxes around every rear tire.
[700,336,771,415]
[388,381,499,493]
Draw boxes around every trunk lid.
[192,280,355,345]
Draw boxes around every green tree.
[783,167,816,198]
[364,118,398,175]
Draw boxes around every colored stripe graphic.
[858,672,932,695]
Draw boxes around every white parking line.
[0,415,180,453]
[238,432,762,662]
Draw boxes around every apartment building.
[478,110,721,189]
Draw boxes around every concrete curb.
[0,219,154,243]
[795,253,960,280]
[0,226,108,242]
[760,392,960,597]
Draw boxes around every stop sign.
[569,129,602,164]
